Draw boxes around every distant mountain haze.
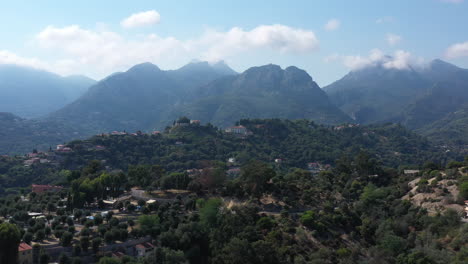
[0,64,95,118]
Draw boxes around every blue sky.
[0,0,467,86]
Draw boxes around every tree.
[138,215,160,237]
[73,245,81,256]
[199,198,222,228]
[98,257,120,264]
[60,232,73,247]
[35,229,46,241]
[92,237,102,254]
[0,222,21,264]
[160,172,190,190]
[80,236,90,252]
[39,251,50,264]
[23,232,33,244]
[459,181,468,200]
[59,253,70,264]
[104,231,114,244]
[240,160,275,196]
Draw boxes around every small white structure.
[404,170,420,175]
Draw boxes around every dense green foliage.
[418,104,468,146]
[54,119,449,173]
[0,118,466,263]
[0,119,454,196]
[0,222,21,264]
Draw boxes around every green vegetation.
[0,222,21,264]
[0,119,466,263]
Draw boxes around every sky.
[0,0,467,86]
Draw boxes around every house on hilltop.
[18,242,33,264]
[135,242,156,257]
[225,125,252,136]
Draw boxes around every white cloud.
[197,25,319,61]
[0,50,82,76]
[0,50,49,69]
[386,33,402,46]
[326,49,418,71]
[121,10,161,29]
[445,41,468,58]
[324,19,340,31]
[376,16,395,24]
[382,50,412,70]
[31,24,319,77]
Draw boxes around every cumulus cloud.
[386,33,402,46]
[445,41,468,58]
[326,49,418,71]
[121,10,161,29]
[197,25,319,61]
[31,24,319,77]
[324,19,340,31]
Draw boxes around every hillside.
[402,166,468,216]
[0,119,467,264]
[0,112,80,154]
[168,65,351,127]
[417,104,468,146]
[51,119,447,172]
[0,64,95,118]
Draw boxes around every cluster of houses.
[97,130,161,137]
[23,152,53,167]
[174,119,201,127]
[56,144,72,152]
[333,124,360,131]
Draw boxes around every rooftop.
[19,242,32,251]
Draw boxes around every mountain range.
[48,61,350,134]
[0,59,466,154]
[324,59,468,145]
[0,64,95,118]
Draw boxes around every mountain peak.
[428,59,461,72]
[127,62,161,74]
[285,66,314,82]
[177,60,237,75]
[243,64,282,75]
